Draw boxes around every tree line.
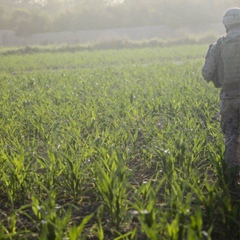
[0,0,239,36]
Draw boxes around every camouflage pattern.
[221,38,240,84]
[219,88,240,204]
[202,42,218,83]
[222,7,240,30]
[202,27,240,85]
[202,9,240,202]
[220,96,240,168]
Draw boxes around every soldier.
[202,7,240,204]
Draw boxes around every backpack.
[221,35,240,89]
[212,35,240,89]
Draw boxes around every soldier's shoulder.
[217,36,225,44]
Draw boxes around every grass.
[0,44,239,239]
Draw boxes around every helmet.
[222,7,240,29]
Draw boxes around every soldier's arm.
[202,42,218,82]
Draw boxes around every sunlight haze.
[0,0,240,46]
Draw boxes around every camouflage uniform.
[202,8,240,203]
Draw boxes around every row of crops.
[0,45,239,239]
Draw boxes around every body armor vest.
[221,36,240,88]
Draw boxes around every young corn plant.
[0,148,33,206]
[94,148,130,229]
[130,178,166,240]
[31,184,93,240]
[0,45,230,239]
[166,179,193,240]
[60,153,88,201]
[0,213,17,240]
[36,151,65,190]
[0,225,8,240]
[66,213,94,240]
[187,206,211,240]
[32,188,63,239]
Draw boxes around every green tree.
[9,9,50,36]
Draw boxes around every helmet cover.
[222,7,240,29]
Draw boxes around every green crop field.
[0,45,239,240]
